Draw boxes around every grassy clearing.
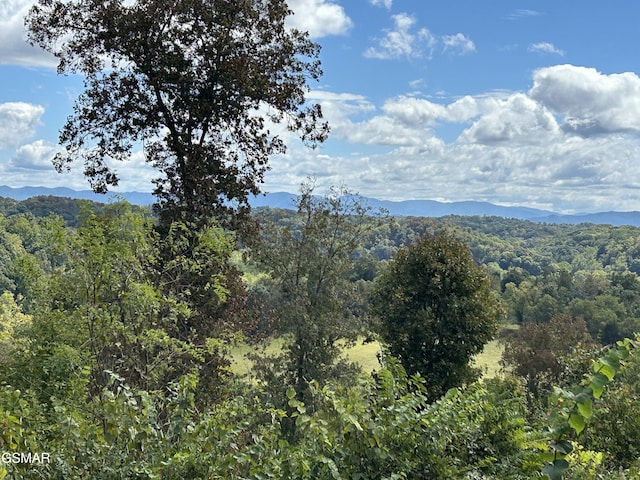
[472,339,504,378]
[228,337,284,376]
[230,336,505,379]
[228,337,382,376]
[341,339,382,373]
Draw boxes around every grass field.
[472,339,504,378]
[230,336,505,379]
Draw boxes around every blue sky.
[2,1,640,213]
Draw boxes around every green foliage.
[0,196,117,227]
[541,336,640,479]
[270,359,533,479]
[578,338,640,471]
[371,230,502,400]
[3,202,235,410]
[0,292,31,363]
[0,358,531,479]
[502,314,597,405]
[2,197,640,478]
[250,182,386,417]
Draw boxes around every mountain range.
[2,185,640,227]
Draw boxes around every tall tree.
[26,0,328,225]
[251,182,384,409]
[370,231,502,400]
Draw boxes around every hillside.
[5,185,640,226]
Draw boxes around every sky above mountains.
[2,1,640,213]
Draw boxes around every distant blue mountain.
[250,192,640,226]
[3,185,640,227]
[0,185,155,206]
[251,192,556,219]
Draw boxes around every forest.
[0,192,638,479]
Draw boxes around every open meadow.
[230,336,505,379]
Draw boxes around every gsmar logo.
[1,452,51,464]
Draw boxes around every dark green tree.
[370,230,502,400]
[26,0,328,226]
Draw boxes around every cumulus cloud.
[306,90,376,133]
[0,139,83,189]
[364,13,475,60]
[264,65,640,213]
[2,141,158,191]
[528,42,564,56]
[268,124,640,213]
[9,139,59,170]
[0,102,45,149]
[364,13,435,60]
[370,0,392,8]
[380,96,447,126]
[442,33,476,55]
[0,0,56,67]
[458,93,561,145]
[530,65,640,136]
[287,0,353,38]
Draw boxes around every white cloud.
[9,139,59,170]
[264,65,640,213]
[528,42,564,56]
[530,65,640,135]
[108,150,158,192]
[0,0,57,67]
[458,93,561,145]
[445,96,482,122]
[364,13,436,60]
[370,0,392,9]
[286,0,353,38]
[442,33,476,55]
[268,127,640,213]
[0,102,45,149]
[380,96,447,126]
[0,139,84,189]
[2,141,158,191]
[364,14,475,60]
[506,9,541,20]
[307,90,375,133]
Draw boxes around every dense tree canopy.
[26,0,328,224]
[0,198,640,478]
[371,231,502,399]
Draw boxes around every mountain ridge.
[2,185,640,227]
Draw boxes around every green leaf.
[577,398,592,419]
[587,372,610,399]
[542,459,570,480]
[551,440,573,455]
[593,361,616,381]
[345,413,363,431]
[568,412,586,435]
[286,387,296,400]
